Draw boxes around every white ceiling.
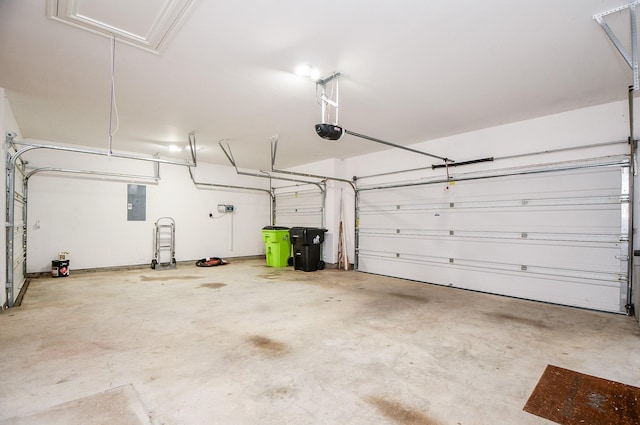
[0,0,636,169]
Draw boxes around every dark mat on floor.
[524,364,640,425]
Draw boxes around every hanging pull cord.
[108,34,120,156]
[445,160,451,190]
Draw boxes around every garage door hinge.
[616,255,629,261]
[620,235,630,242]
[620,195,630,203]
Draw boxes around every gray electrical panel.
[127,184,146,221]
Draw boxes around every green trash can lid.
[262,226,289,230]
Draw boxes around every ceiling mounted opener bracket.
[594,1,640,89]
[317,72,341,126]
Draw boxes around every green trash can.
[262,226,291,267]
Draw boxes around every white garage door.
[6,158,27,307]
[274,185,325,228]
[356,157,630,313]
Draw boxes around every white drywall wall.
[24,142,271,272]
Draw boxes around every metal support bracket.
[594,1,640,89]
[317,72,341,125]
[188,131,198,167]
[218,140,326,190]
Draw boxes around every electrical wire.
[108,34,120,156]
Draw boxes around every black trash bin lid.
[288,227,327,233]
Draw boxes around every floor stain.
[199,283,227,289]
[387,292,429,303]
[258,272,308,282]
[492,312,549,329]
[264,385,295,399]
[140,275,199,282]
[249,335,290,356]
[366,396,440,425]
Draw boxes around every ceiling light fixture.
[295,64,311,76]
[295,63,321,81]
[168,145,182,152]
[309,68,321,81]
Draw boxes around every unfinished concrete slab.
[0,258,639,424]
[0,384,151,425]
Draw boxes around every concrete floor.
[0,258,639,425]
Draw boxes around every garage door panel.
[361,167,620,200]
[358,234,621,271]
[364,211,619,227]
[8,165,27,305]
[356,160,628,313]
[274,187,324,228]
[11,221,26,294]
[358,255,624,313]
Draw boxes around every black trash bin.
[289,227,328,272]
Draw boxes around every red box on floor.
[51,260,69,277]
